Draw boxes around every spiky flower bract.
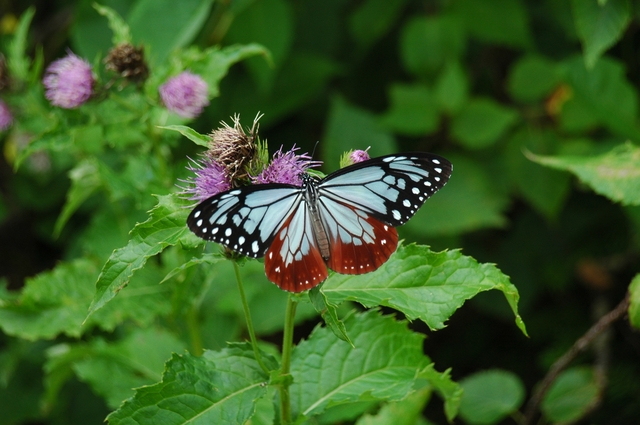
[253,145,321,186]
[180,158,231,202]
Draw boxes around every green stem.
[280,295,298,425]
[232,260,269,374]
[186,303,204,356]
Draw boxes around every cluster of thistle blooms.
[0,45,210,131]
[181,114,371,202]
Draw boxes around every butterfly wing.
[263,202,328,292]
[187,184,303,259]
[317,152,452,274]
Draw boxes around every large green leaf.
[108,344,274,424]
[528,142,640,206]
[349,0,408,51]
[290,310,434,419]
[323,245,526,335]
[458,369,525,425]
[379,83,440,136]
[627,273,640,329]
[572,0,630,68]
[451,98,518,149]
[86,194,202,319]
[507,55,561,103]
[541,367,600,423]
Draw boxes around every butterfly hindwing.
[187,184,302,258]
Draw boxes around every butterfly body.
[188,152,452,292]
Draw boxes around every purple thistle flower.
[0,100,12,130]
[159,71,209,118]
[349,148,370,164]
[181,157,231,202]
[43,52,94,109]
[253,145,321,186]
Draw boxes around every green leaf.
[54,159,102,237]
[507,55,561,103]
[349,0,408,51]
[94,3,132,45]
[86,194,202,319]
[108,344,273,424]
[560,55,639,138]
[629,274,640,329]
[572,0,630,68]
[400,15,465,76]
[379,83,440,136]
[527,142,640,206]
[452,0,531,48]
[158,125,210,147]
[541,367,600,423]
[451,98,518,149]
[435,60,469,114]
[309,288,353,346]
[290,310,430,419]
[458,369,525,425]
[128,0,214,66]
[8,7,35,82]
[323,244,526,335]
[419,365,462,422]
[323,97,397,171]
[355,387,430,425]
[402,154,509,236]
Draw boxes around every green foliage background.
[1,0,640,424]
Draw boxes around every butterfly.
[187,152,452,292]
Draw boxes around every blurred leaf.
[419,365,463,422]
[451,98,518,149]
[128,0,214,66]
[73,328,185,409]
[225,0,293,92]
[72,1,129,59]
[459,369,525,425]
[349,0,408,51]
[541,367,600,423]
[355,387,430,425]
[108,344,274,424]
[94,3,131,45]
[379,83,439,136]
[323,244,527,335]
[572,0,630,68]
[323,97,397,171]
[403,154,509,236]
[629,274,640,329]
[159,125,209,147]
[508,55,561,102]
[86,194,202,319]
[400,15,465,76]
[7,7,35,82]
[452,0,531,48]
[435,60,469,114]
[291,310,430,419]
[527,142,640,206]
[560,55,639,138]
[506,130,571,219]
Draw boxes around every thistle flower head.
[253,145,321,186]
[105,44,148,82]
[43,51,94,109]
[0,100,12,130]
[208,114,259,183]
[159,71,209,118]
[180,157,231,202]
[349,148,370,164]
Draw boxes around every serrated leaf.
[309,288,353,346]
[418,365,462,422]
[94,3,132,45]
[451,98,518,149]
[572,0,630,68]
[355,388,430,425]
[158,125,209,147]
[458,369,525,425]
[86,194,202,319]
[108,344,273,425]
[527,142,640,206]
[160,253,222,284]
[290,310,430,419]
[627,273,640,329]
[323,245,526,335]
[541,367,600,423]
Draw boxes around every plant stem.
[186,302,204,356]
[233,260,269,374]
[280,295,298,425]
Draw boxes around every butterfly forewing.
[318,153,452,227]
[187,184,303,258]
